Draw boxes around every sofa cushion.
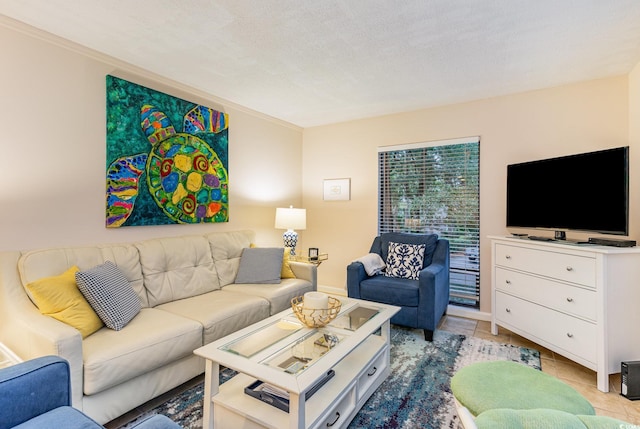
[234,248,283,284]
[76,262,141,331]
[82,308,202,395]
[384,241,425,280]
[379,232,438,267]
[25,266,104,338]
[18,243,148,307]
[223,277,315,314]
[206,230,255,286]
[136,235,220,307]
[156,290,270,344]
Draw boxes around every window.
[378,137,480,307]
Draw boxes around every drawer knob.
[327,412,341,427]
[566,266,574,272]
[505,280,511,285]
[367,366,378,377]
[505,308,511,313]
[566,297,574,302]
[567,333,574,338]
[505,255,512,259]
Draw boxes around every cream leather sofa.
[0,230,317,424]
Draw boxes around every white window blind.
[378,137,480,307]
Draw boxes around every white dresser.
[490,236,640,392]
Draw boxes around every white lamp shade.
[275,207,306,230]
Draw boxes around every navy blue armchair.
[0,355,180,429]
[347,232,450,341]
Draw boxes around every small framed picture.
[309,248,319,260]
[323,178,350,201]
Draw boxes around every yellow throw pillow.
[281,247,296,279]
[250,243,296,279]
[26,266,104,338]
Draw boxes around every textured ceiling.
[2,0,640,127]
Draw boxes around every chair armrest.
[288,261,318,290]
[346,262,368,298]
[416,239,450,329]
[0,356,71,429]
[430,239,450,269]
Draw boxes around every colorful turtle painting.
[106,104,229,227]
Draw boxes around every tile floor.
[106,315,640,427]
[440,315,640,425]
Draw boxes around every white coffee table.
[194,297,399,429]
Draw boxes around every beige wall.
[302,76,631,313]
[0,19,303,251]
[630,62,640,236]
[2,16,638,316]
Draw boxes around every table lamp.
[275,206,306,255]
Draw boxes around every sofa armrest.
[0,252,85,409]
[0,356,71,429]
[288,261,317,290]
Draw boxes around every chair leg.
[424,329,434,341]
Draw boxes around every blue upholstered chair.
[0,355,181,429]
[347,232,450,341]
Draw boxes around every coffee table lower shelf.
[212,335,388,429]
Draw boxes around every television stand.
[490,235,640,392]
[528,236,554,242]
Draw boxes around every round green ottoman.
[474,409,630,429]
[474,408,587,429]
[450,361,595,417]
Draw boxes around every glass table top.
[220,318,304,358]
[217,302,382,376]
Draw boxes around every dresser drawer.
[495,243,596,287]
[495,268,597,321]
[495,291,596,363]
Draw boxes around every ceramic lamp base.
[283,229,298,255]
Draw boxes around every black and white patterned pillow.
[75,261,141,331]
[384,241,426,280]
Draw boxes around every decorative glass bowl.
[291,296,342,328]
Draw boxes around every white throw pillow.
[384,241,425,280]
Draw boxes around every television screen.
[506,146,629,235]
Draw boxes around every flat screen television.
[506,146,629,236]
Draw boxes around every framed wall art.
[323,178,350,201]
[105,75,229,227]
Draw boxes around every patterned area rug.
[119,327,540,429]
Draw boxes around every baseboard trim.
[318,285,347,296]
[447,305,491,322]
